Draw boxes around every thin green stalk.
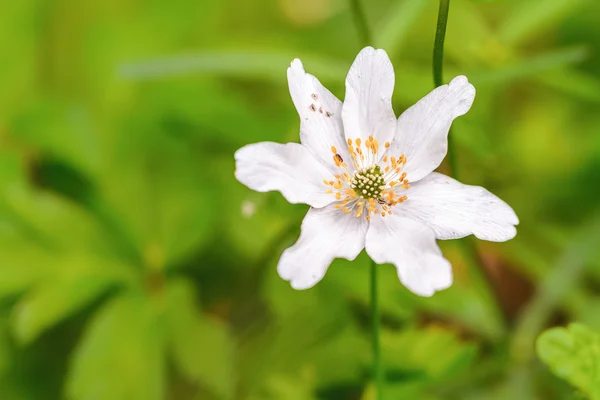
[370,258,383,400]
[433,0,458,177]
[432,0,509,326]
[349,0,373,47]
[348,1,383,396]
[433,0,449,88]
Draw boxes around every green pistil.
[351,165,385,199]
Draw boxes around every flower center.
[351,165,385,200]
[324,137,411,220]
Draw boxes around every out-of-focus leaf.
[66,293,164,400]
[0,246,48,299]
[10,100,100,179]
[374,0,431,58]
[459,367,539,400]
[470,47,589,86]
[444,1,498,67]
[10,255,131,344]
[119,51,348,84]
[511,215,600,363]
[2,185,117,256]
[0,320,9,376]
[537,323,600,399]
[383,327,478,382]
[499,0,588,46]
[536,69,600,104]
[329,249,505,341]
[0,2,38,124]
[247,374,316,400]
[99,135,213,270]
[127,80,292,146]
[165,278,234,399]
[242,271,360,396]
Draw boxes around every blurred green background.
[1,0,600,399]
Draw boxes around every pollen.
[323,138,410,221]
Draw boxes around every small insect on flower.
[235,47,518,296]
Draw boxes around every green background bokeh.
[1,0,600,398]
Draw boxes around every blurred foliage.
[537,323,600,399]
[0,0,599,399]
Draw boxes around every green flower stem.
[348,0,382,396]
[370,258,383,400]
[433,0,449,88]
[433,0,458,178]
[432,0,508,326]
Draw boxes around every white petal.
[235,142,334,208]
[287,59,349,170]
[278,204,368,290]
[400,172,519,242]
[390,76,475,182]
[342,47,396,153]
[365,214,452,297]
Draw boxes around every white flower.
[234,47,518,296]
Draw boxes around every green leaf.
[382,327,477,382]
[99,137,213,270]
[118,50,347,84]
[0,320,10,376]
[165,278,234,399]
[537,323,600,399]
[498,0,588,46]
[512,216,600,363]
[536,69,600,104]
[10,100,100,179]
[10,255,130,344]
[374,0,431,58]
[469,47,589,86]
[66,293,164,400]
